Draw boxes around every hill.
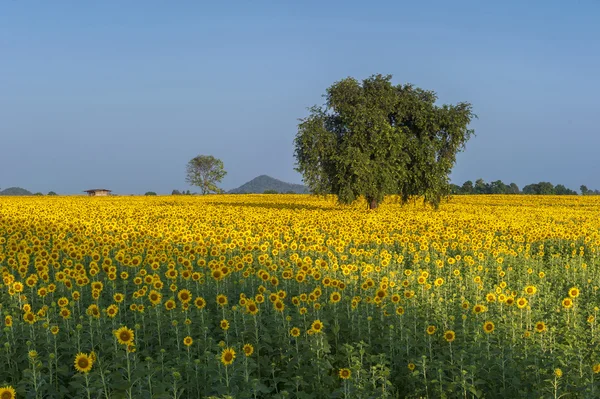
[0,187,33,196]
[228,175,309,194]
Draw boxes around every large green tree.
[185,155,227,194]
[294,74,475,209]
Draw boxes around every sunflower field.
[1,194,600,398]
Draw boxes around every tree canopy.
[185,155,227,195]
[450,179,580,195]
[294,74,475,209]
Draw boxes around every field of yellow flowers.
[1,194,600,398]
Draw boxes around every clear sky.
[1,0,599,194]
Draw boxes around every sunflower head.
[483,321,495,333]
[74,353,93,373]
[220,347,236,366]
[338,368,352,379]
[444,330,456,343]
[0,385,16,399]
[115,326,135,346]
[243,344,254,357]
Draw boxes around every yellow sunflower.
[74,353,93,373]
[0,386,16,399]
[243,344,254,357]
[115,326,135,346]
[310,319,324,334]
[338,368,351,379]
[220,347,236,366]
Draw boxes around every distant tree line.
[450,179,599,195]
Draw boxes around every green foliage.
[145,191,158,196]
[229,175,308,194]
[294,74,475,209]
[522,182,577,195]
[453,179,581,195]
[47,191,58,196]
[185,155,227,195]
[0,187,32,196]
[263,190,278,194]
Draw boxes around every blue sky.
[1,0,599,194]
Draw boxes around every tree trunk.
[367,197,378,209]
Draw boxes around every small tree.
[145,192,157,196]
[185,155,227,195]
[294,74,474,209]
[172,190,182,195]
[461,181,474,194]
[581,185,589,195]
[47,191,58,196]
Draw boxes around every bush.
[145,192,157,196]
[47,191,58,196]
[263,190,278,194]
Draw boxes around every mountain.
[228,175,309,194]
[0,187,33,196]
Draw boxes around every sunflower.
[473,304,485,314]
[50,325,59,335]
[115,326,135,346]
[290,327,300,337]
[524,285,537,295]
[0,386,16,399]
[274,300,285,312]
[568,287,580,298]
[310,319,324,334]
[444,330,456,343]
[554,368,563,378]
[178,289,192,304]
[396,306,405,315]
[148,290,162,306]
[183,336,193,347]
[216,294,228,307]
[74,353,93,373]
[214,317,229,331]
[516,298,528,309]
[243,343,254,356]
[535,322,547,333]
[220,347,236,366]
[562,298,574,309]
[330,292,341,303]
[106,304,118,318]
[23,311,36,324]
[338,368,351,379]
[593,364,600,374]
[426,325,437,335]
[194,296,206,310]
[4,316,12,327]
[164,299,176,311]
[407,363,416,371]
[246,302,259,315]
[483,321,495,334]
